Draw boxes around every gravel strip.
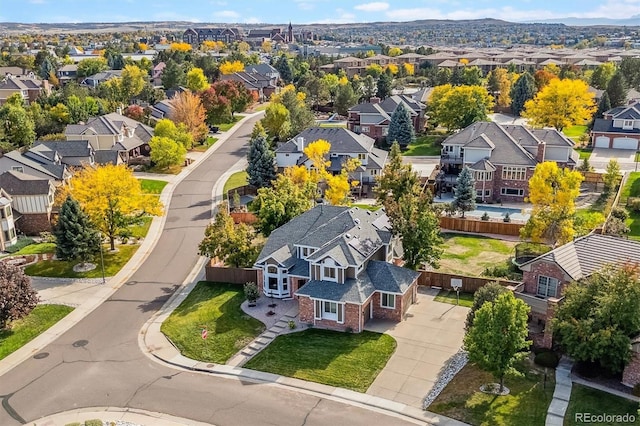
[423,350,468,409]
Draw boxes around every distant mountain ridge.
[529,15,640,26]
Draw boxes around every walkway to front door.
[364,287,468,408]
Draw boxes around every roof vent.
[345,233,352,239]
[354,218,360,224]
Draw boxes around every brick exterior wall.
[522,261,569,297]
[623,352,640,387]
[298,296,362,332]
[16,213,51,236]
[371,292,402,322]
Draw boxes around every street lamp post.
[98,232,106,284]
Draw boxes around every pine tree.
[387,103,415,148]
[247,133,277,188]
[589,91,611,130]
[452,166,476,218]
[54,196,101,265]
[606,72,628,108]
[376,71,392,99]
[275,55,293,84]
[510,72,536,116]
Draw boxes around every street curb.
[31,406,213,426]
[0,111,264,380]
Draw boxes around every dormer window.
[624,120,634,129]
[323,267,337,280]
[300,247,316,259]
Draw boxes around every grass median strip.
[161,281,265,364]
[0,304,74,360]
[564,384,639,426]
[244,328,396,392]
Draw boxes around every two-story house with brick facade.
[347,95,426,144]
[254,205,420,332]
[592,101,640,150]
[275,127,388,196]
[440,122,579,203]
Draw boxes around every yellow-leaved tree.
[186,67,209,92]
[219,60,245,75]
[170,42,192,52]
[522,79,596,131]
[303,139,331,184]
[169,91,208,143]
[64,165,163,250]
[325,158,361,205]
[520,162,584,246]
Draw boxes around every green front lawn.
[438,234,517,276]
[216,117,241,132]
[193,137,219,152]
[564,384,640,426]
[351,203,381,212]
[0,304,74,360]
[223,171,249,199]
[244,329,396,392]
[434,289,474,308]
[130,216,153,240]
[620,172,640,241]
[161,281,265,364]
[430,360,554,426]
[403,135,444,156]
[24,244,139,278]
[10,242,56,256]
[139,178,168,195]
[575,148,593,160]
[563,125,588,139]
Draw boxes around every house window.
[624,120,634,129]
[476,189,491,197]
[358,153,366,160]
[501,188,524,196]
[268,277,278,290]
[370,169,379,176]
[361,126,370,133]
[314,300,344,323]
[9,228,15,239]
[502,166,527,181]
[11,166,23,173]
[382,127,388,136]
[537,275,559,298]
[323,266,337,280]
[267,266,277,273]
[380,293,396,309]
[475,171,493,181]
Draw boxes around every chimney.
[296,136,304,152]
[370,97,380,104]
[536,141,546,163]
[116,106,122,115]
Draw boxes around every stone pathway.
[227,303,302,367]
[546,358,574,426]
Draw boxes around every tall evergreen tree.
[376,71,392,99]
[247,133,277,188]
[452,166,476,218]
[161,59,185,90]
[589,91,611,130]
[275,55,293,84]
[387,103,415,148]
[54,196,101,265]
[510,71,536,116]
[606,71,628,108]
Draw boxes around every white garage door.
[613,137,638,150]
[594,136,610,148]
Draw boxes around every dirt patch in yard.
[436,233,517,277]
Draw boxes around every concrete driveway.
[365,287,468,408]
[591,148,636,164]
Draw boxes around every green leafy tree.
[275,55,293,83]
[589,91,611,130]
[591,62,617,90]
[429,85,494,131]
[186,67,209,92]
[606,71,628,108]
[153,119,194,150]
[77,57,108,78]
[278,89,314,137]
[375,141,420,207]
[161,59,185,89]
[465,282,509,331]
[54,196,101,265]
[461,66,483,86]
[120,64,148,101]
[198,202,260,268]
[521,162,584,246]
[0,95,35,148]
[554,264,640,373]
[464,292,531,393]
[149,136,187,169]
[334,83,359,116]
[247,133,276,188]
[619,57,640,90]
[376,71,393,99]
[603,159,621,194]
[0,262,38,330]
[452,166,476,218]
[510,72,536,116]
[261,102,291,141]
[387,103,415,149]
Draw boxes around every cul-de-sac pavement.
[0,113,441,426]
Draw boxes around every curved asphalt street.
[0,115,418,426]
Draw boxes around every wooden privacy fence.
[205,261,258,284]
[439,216,523,236]
[230,212,258,224]
[419,270,521,293]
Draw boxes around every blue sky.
[0,0,634,24]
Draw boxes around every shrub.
[481,212,490,221]
[244,281,259,304]
[84,420,103,426]
[534,350,560,368]
[64,423,82,426]
[611,207,629,221]
[633,384,640,397]
[4,237,35,254]
[628,197,640,212]
[288,320,296,329]
[503,212,511,222]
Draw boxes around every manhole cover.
[33,352,49,359]
[126,280,138,286]
[72,339,89,348]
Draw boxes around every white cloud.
[28,0,47,4]
[243,17,262,24]
[310,8,357,24]
[214,10,240,19]
[354,2,389,12]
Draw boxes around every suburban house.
[254,205,420,332]
[440,121,579,203]
[0,188,17,250]
[0,150,69,183]
[347,95,426,143]
[56,64,78,85]
[515,234,640,349]
[182,27,243,46]
[275,127,389,196]
[245,63,280,83]
[0,74,51,105]
[151,62,165,87]
[29,140,95,167]
[220,71,276,101]
[149,99,175,122]
[65,112,153,163]
[592,101,640,150]
[0,170,56,235]
[80,70,122,88]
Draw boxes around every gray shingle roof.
[530,129,574,147]
[0,170,52,196]
[524,234,640,281]
[94,150,120,165]
[33,140,93,158]
[368,147,388,170]
[469,159,496,171]
[464,134,495,149]
[593,118,640,134]
[3,150,66,180]
[285,127,374,154]
[295,260,419,304]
